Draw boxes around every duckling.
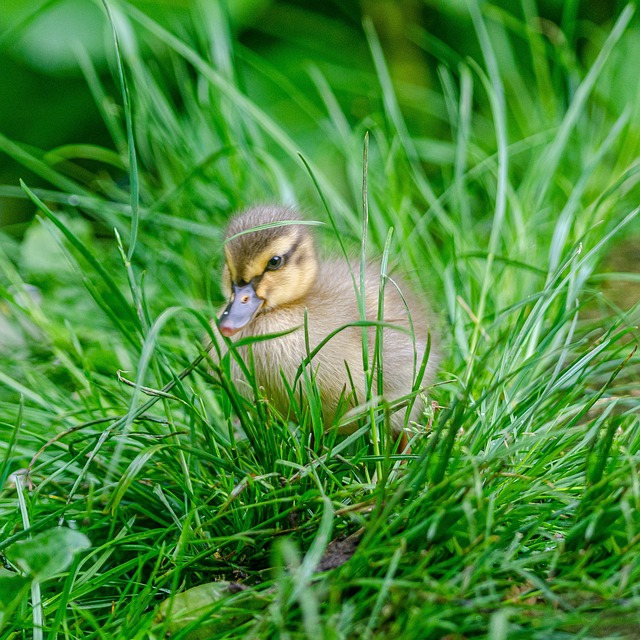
[211,205,438,443]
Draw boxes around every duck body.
[212,206,438,436]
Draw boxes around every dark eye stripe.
[263,236,302,273]
[282,236,302,262]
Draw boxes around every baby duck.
[213,205,438,441]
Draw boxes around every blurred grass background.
[2,0,637,226]
[1,1,640,639]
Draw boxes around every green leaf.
[20,213,93,278]
[5,528,90,581]
[154,582,269,639]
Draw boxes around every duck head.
[218,206,319,337]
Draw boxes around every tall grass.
[1,2,639,639]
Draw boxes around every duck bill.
[218,283,263,337]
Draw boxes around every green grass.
[1,1,640,639]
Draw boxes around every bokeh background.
[2,0,638,225]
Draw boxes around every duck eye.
[266,255,283,271]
